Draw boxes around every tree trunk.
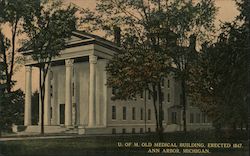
[157,83,164,140]
[144,90,147,133]
[181,78,187,132]
[39,64,50,135]
[7,19,19,93]
[152,85,159,132]
[39,68,45,135]
[157,83,163,133]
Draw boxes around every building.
[20,31,212,134]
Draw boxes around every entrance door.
[60,104,65,125]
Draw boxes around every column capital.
[89,55,98,64]
[25,66,32,72]
[65,59,74,67]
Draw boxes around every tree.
[0,89,24,136]
[83,0,216,133]
[22,0,77,134]
[0,31,25,137]
[0,36,6,137]
[106,36,171,133]
[188,0,249,130]
[0,31,8,137]
[1,1,31,137]
[0,0,39,93]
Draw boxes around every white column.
[88,55,97,127]
[38,71,43,126]
[65,59,74,126]
[44,68,51,125]
[103,61,108,127]
[24,66,32,126]
[51,72,57,125]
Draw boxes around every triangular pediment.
[65,35,86,43]
[19,30,119,54]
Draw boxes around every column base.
[65,125,74,129]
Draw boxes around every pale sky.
[9,0,239,92]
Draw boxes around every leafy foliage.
[1,33,24,133]
[188,0,249,129]
[22,0,77,134]
[0,0,38,93]
[83,0,217,133]
[0,0,39,135]
[23,0,77,64]
[0,89,24,132]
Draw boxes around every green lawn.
[0,131,248,156]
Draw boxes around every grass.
[0,131,248,156]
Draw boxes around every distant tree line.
[188,0,249,130]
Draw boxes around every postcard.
[0,0,249,156]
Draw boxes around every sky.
[9,0,239,92]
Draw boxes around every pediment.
[19,30,120,54]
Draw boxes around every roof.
[19,30,120,54]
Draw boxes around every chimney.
[189,34,196,51]
[114,26,121,46]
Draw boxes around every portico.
[22,31,117,133]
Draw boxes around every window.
[112,128,116,134]
[50,85,53,97]
[167,79,170,88]
[140,91,143,98]
[202,113,206,123]
[72,83,75,96]
[196,113,201,123]
[161,78,164,86]
[132,128,135,133]
[140,108,143,120]
[148,128,151,132]
[148,90,151,100]
[122,128,126,134]
[162,110,164,121]
[171,112,177,124]
[180,94,183,105]
[155,90,158,101]
[50,107,53,119]
[112,106,116,120]
[140,128,143,133]
[132,107,136,120]
[161,92,164,101]
[167,93,170,102]
[112,87,116,95]
[190,113,194,123]
[148,109,151,120]
[207,117,211,123]
[123,107,126,120]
